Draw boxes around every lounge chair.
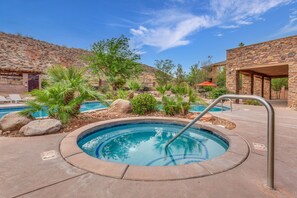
[0,96,10,103]
[9,94,23,103]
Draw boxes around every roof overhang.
[238,64,288,78]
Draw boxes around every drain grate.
[252,143,267,151]
[41,150,57,160]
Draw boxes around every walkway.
[0,105,296,198]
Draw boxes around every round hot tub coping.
[60,117,249,181]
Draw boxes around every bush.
[210,87,228,99]
[243,99,261,106]
[163,97,179,116]
[98,85,111,94]
[117,89,129,100]
[131,93,157,115]
[127,80,141,91]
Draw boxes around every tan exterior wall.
[226,35,297,108]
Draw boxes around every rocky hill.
[0,32,157,87]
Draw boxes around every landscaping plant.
[87,35,143,90]
[21,65,105,124]
[131,93,157,115]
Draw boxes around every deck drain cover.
[41,150,57,160]
[252,143,267,151]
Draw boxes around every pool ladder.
[164,94,275,189]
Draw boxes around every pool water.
[0,102,107,118]
[78,123,228,166]
[190,104,229,112]
[157,104,229,112]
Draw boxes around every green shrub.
[98,85,111,94]
[131,93,157,115]
[127,80,141,91]
[117,89,129,100]
[163,97,179,116]
[21,65,104,124]
[243,99,261,106]
[210,87,228,99]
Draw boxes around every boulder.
[20,119,62,136]
[109,99,132,113]
[0,112,31,131]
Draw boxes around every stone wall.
[226,35,297,108]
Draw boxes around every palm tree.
[21,65,105,124]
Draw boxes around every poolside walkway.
[1,105,297,198]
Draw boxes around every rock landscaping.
[20,119,62,136]
[0,112,31,131]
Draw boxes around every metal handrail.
[221,98,232,112]
[164,94,275,189]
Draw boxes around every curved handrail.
[221,98,232,112]
[164,94,275,189]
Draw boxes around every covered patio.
[238,63,288,101]
[226,35,297,108]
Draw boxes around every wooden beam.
[250,72,254,95]
[261,76,264,97]
[269,78,272,100]
[239,70,288,79]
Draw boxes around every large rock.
[20,119,62,136]
[109,99,132,113]
[0,112,31,131]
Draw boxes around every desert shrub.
[163,97,179,116]
[210,87,228,99]
[117,89,129,100]
[131,93,157,115]
[127,80,141,91]
[98,85,111,94]
[243,99,261,106]
[21,65,104,124]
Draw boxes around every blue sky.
[1,0,297,71]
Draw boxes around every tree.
[272,78,288,99]
[21,65,104,124]
[87,35,143,90]
[216,67,226,87]
[239,42,245,47]
[187,63,204,86]
[154,59,175,86]
[175,64,186,84]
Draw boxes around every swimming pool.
[190,104,229,112]
[0,102,107,118]
[78,122,228,166]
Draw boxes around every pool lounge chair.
[0,96,10,103]
[9,94,23,103]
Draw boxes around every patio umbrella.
[197,81,217,87]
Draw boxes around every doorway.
[28,74,39,91]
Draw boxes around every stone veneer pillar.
[288,64,297,109]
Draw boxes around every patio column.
[261,76,264,97]
[250,72,254,95]
[269,78,272,100]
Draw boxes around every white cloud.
[130,0,293,52]
[219,25,240,29]
[216,33,223,37]
[130,10,218,51]
[277,8,297,35]
[210,0,292,24]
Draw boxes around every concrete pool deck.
[1,104,297,197]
